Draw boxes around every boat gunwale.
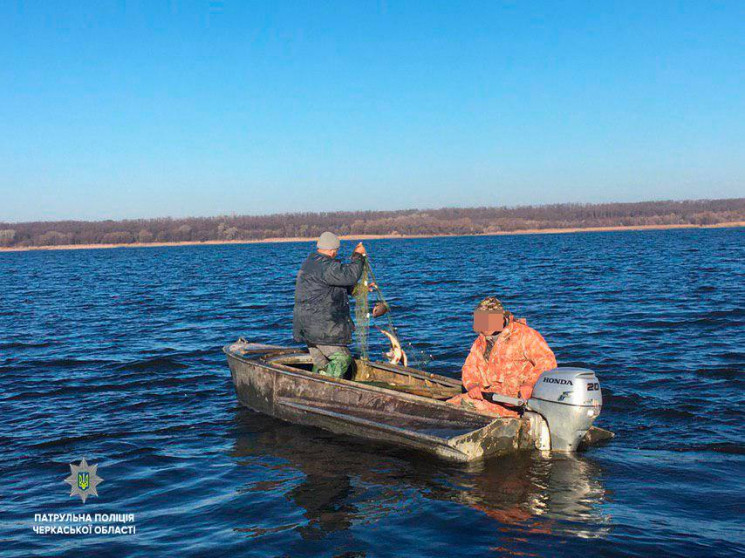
[223,345,501,423]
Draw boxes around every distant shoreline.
[1,221,742,253]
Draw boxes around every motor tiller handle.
[482,393,527,407]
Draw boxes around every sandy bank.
[1,221,743,253]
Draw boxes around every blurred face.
[473,310,505,335]
[318,248,339,258]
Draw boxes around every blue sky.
[1,1,743,222]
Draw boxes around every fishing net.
[352,262,371,360]
[352,256,432,368]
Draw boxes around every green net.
[353,256,425,365]
[352,262,371,360]
[353,255,433,368]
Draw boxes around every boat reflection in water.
[230,410,611,543]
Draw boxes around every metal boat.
[224,340,613,462]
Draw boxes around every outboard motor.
[526,368,603,452]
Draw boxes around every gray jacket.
[293,251,365,346]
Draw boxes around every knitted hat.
[317,231,340,250]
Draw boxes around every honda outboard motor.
[526,368,603,452]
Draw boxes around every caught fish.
[378,327,408,367]
[371,301,389,318]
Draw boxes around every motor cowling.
[526,368,603,452]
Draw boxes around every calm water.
[1,229,744,557]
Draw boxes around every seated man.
[448,297,557,416]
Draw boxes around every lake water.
[1,228,743,557]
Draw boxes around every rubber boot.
[311,364,328,376]
[324,352,353,379]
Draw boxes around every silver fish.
[378,327,408,367]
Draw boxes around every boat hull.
[225,344,612,462]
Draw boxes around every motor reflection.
[450,452,611,538]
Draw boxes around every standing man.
[293,232,366,378]
[448,297,557,416]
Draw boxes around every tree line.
[1,198,743,248]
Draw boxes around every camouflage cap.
[476,296,506,313]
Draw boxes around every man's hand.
[353,242,366,256]
[518,384,533,400]
[467,386,485,401]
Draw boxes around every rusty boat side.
[224,342,612,462]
